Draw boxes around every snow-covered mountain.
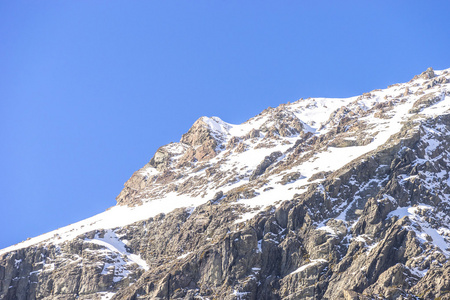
[1,67,450,299]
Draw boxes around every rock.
[249,151,282,181]
[410,261,450,299]
[403,87,410,96]
[342,289,361,300]
[244,129,261,139]
[364,263,418,299]
[210,190,224,203]
[149,147,171,171]
[436,75,448,84]
[420,67,435,79]
[180,117,220,161]
[308,171,331,182]
[235,142,247,153]
[408,91,443,114]
[226,136,240,149]
[280,172,302,185]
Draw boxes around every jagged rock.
[249,151,282,181]
[408,91,444,113]
[149,147,172,171]
[420,67,435,79]
[258,109,304,138]
[364,263,419,299]
[180,117,220,161]
[308,171,331,182]
[410,261,450,299]
[244,129,261,139]
[437,75,448,84]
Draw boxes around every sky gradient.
[1,1,450,249]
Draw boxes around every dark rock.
[249,151,282,181]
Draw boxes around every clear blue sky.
[1,1,449,249]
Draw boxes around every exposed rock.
[437,75,449,84]
[308,171,331,182]
[280,172,302,185]
[403,86,410,96]
[226,136,240,149]
[244,129,261,140]
[249,151,282,181]
[210,190,224,203]
[180,117,220,161]
[408,91,444,113]
[410,261,450,299]
[149,147,171,171]
[235,142,247,153]
[420,67,435,79]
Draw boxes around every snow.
[388,205,450,256]
[86,229,149,271]
[0,194,208,256]
[234,210,260,224]
[223,144,288,171]
[316,225,337,236]
[290,97,358,132]
[290,259,327,275]
[352,234,379,255]
[99,292,116,300]
[201,114,269,140]
[232,82,443,219]
[14,259,22,268]
[421,91,449,116]
[177,252,192,259]
[402,175,419,182]
[201,116,232,141]
[2,69,449,257]
[335,198,357,222]
[387,205,432,219]
[257,240,262,253]
[409,266,428,278]
[232,290,250,299]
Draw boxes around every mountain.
[1,67,450,300]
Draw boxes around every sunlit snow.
[2,68,450,259]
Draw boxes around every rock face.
[2,67,450,300]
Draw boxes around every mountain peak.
[2,68,450,300]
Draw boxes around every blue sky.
[1,1,449,249]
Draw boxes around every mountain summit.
[1,68,450,299]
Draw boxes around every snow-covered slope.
[2,67,450,300]
[4,68,449,255]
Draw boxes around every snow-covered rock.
[2,67,450,300]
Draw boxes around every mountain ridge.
[1,67,450,299]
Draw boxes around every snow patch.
[86,229,149,271]
[290,259,327,275]
[388,205,450,256]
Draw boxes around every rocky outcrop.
[179,118,220,162]
[148,147,172,171]
[421,67,435,79]
[249,151,282,181]
[408,91,445,114]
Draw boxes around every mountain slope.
[1,67,450,299]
